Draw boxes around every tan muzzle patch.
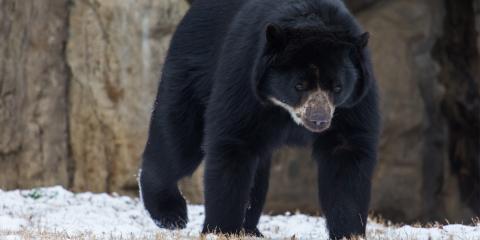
[270,90,334,132]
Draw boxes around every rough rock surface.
[67,0,189,194]
[360,0,448,222]
[0,0,70,189]
[432,0,480,220]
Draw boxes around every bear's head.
[258,23,371,133]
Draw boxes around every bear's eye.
[333,85,342,93]
[295,82,307,91]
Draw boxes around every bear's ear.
[343,32,373,107]
[356,32,369,48]
[265,23,286,51]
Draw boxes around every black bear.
[139,0,379,239]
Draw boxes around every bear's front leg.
[313,132,377,239]
[202,143,259,235]
[243,153,271,237]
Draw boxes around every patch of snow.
[0,216,27,232]
[3,235,21,240]
[0,186,479,239]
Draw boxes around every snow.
[0,186,479,239]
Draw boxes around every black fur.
[140,0,380,239]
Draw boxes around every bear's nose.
[309,119,330,128]
[306,110,331,129]
[307,111,329,122]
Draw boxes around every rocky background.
[0,0,478,224]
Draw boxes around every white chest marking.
[269,97,304,126]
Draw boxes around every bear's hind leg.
[140,96,204,229]
[139,173,188,229]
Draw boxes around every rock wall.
[67,0,188,194]
[0,0,189,195]
[362,0,451,222]
[432,0,480,219]
[0,0,70,189]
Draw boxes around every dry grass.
[0,229,266,240]
[0,229,179,240]
[3,217,479,240]
[3,228,480,240]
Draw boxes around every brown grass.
[0,229,266,240]
[3,217,479,240]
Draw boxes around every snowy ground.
[0,187,479,240]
